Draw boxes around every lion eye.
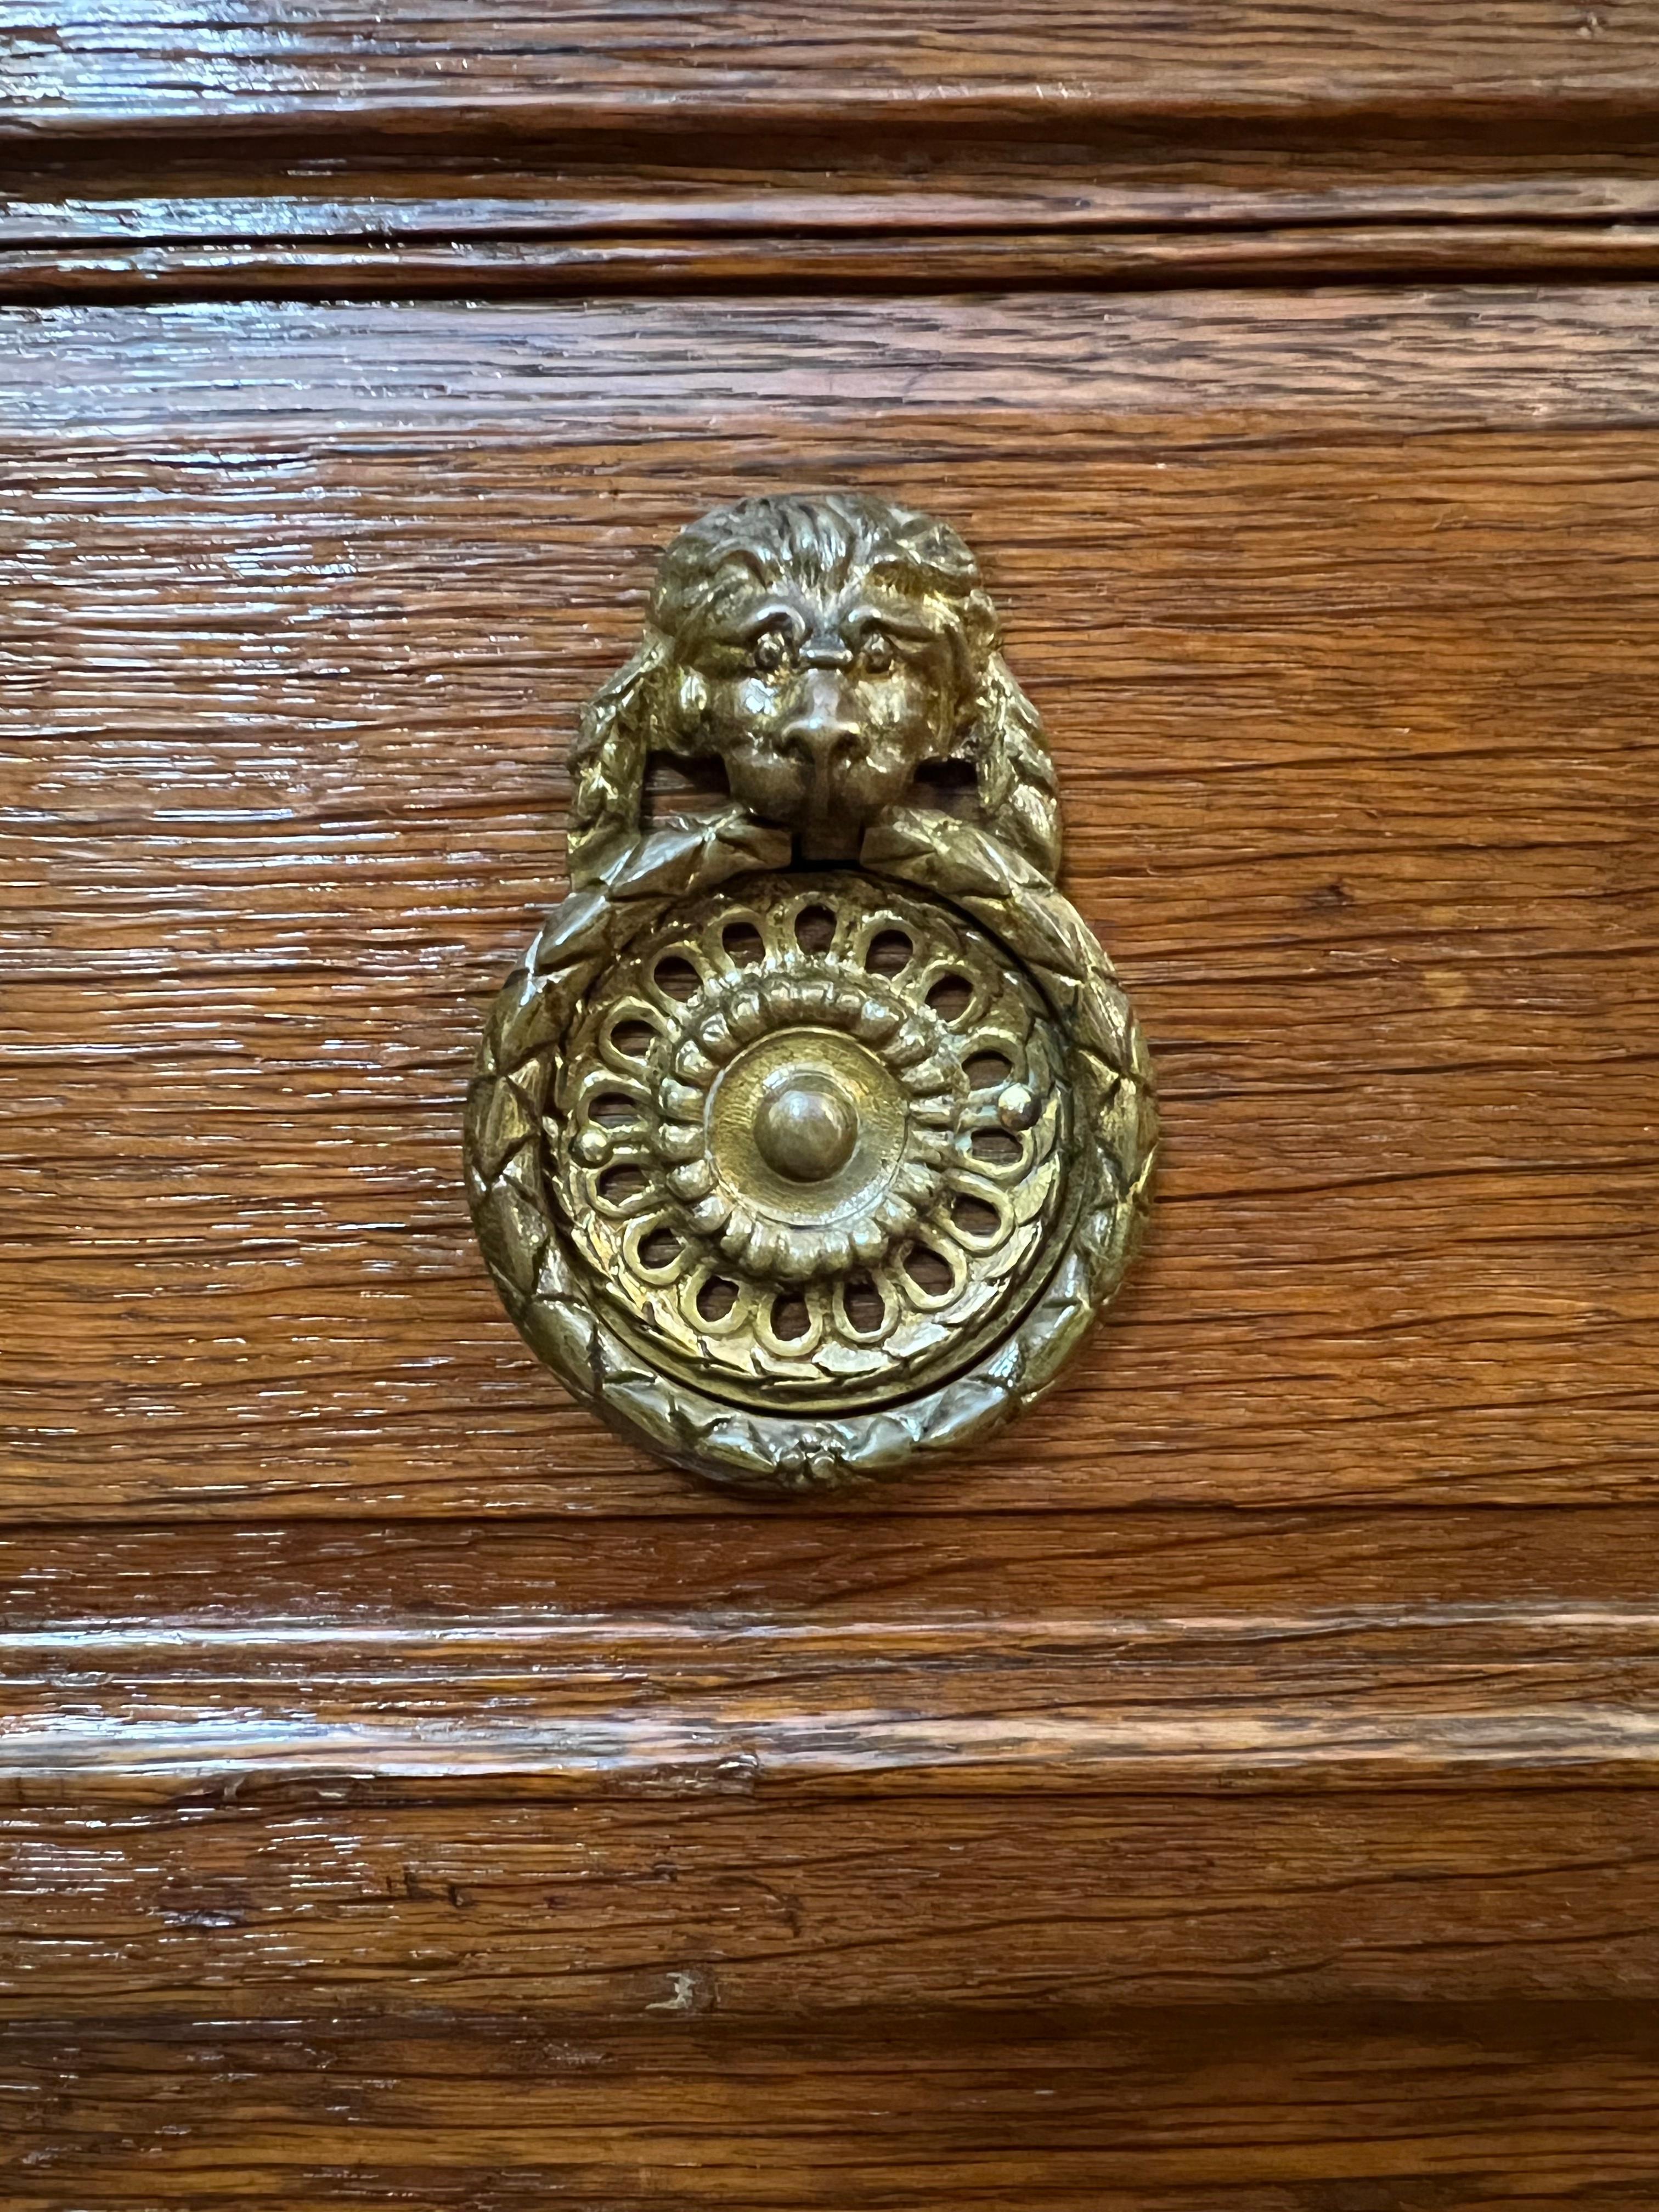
[861,630,894,674]
[750,631,787,674]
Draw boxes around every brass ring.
[466,494,1156,1493]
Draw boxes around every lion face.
[665,567,964,860]
[570,493,1056,885]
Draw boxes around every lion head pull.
[466,494,1156,1494]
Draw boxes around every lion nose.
[781,674,863,770]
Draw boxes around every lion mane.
[566,492,1061,885]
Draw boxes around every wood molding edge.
[7,1606,1657,1796]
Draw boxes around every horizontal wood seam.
[5,220,1659,302]
[10,88,1659,147]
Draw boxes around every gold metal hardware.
[465,494,1156,1493]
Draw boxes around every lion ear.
[567,636,666,885]
[968,650,1063,879]
[956,587,1000,670]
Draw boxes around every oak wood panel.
[10,1609,1659,1796]
[4,19,1657,2194]
[0,65,1655,2211]
[10,220,1659,302]
[7,2,1659,138]
[8,1508,1659,1808]
[4,288,1656,1521]
[8,2005,1659,2207]
[6,1787,1659,2017]
[7,1506,1655,1628]
[14,138,1659,258]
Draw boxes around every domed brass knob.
[465,493,1156,1494]
[754,1075,859,1183]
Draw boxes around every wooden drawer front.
[4,289,1655,1526]
[5,275,1659,2207]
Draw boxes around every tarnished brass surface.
[550,871,1075,1417]
[466,494,1156,1493]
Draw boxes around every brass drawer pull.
[465,494,1156,1492]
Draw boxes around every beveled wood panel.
[7,2005,1659,2206]
[11,137,1659,267]
[4,288,1656,1520]
[6,1505,1652,1626]
[9,1607,1659,1797]
[8,221,1659,302]
[9,1796,1659,2026]
[7,1788,1659,2017]
[7,1,1659,135]
[13,1511,1659,2129]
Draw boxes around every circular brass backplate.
[549,874,1075,1415]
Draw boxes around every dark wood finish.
[9,1,1659,136]
[13,1592,1659,1799]
[5,279,1658,2197]
[9,1504,1658,1623]
[12,221,1659,301]
[9,2007,1659,2208]
[13,1781,1659,2016]
[13,142,1659,257]
[5,10,1659,2198]
[13,0,1659,314]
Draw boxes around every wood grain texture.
[7,2,1659,137]
[4,27,1659,2190]
[8,1505,1659,1793]
[10,1604,1659,1795]
[8,2005,1659,2206]
[8,1505,1655,1626]
[15,136,1659,255]
[3,289,1655,1520]
[11,221,1659,301]
[6,1787,1659,2016]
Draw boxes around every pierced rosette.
[549,874,1074,1412]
